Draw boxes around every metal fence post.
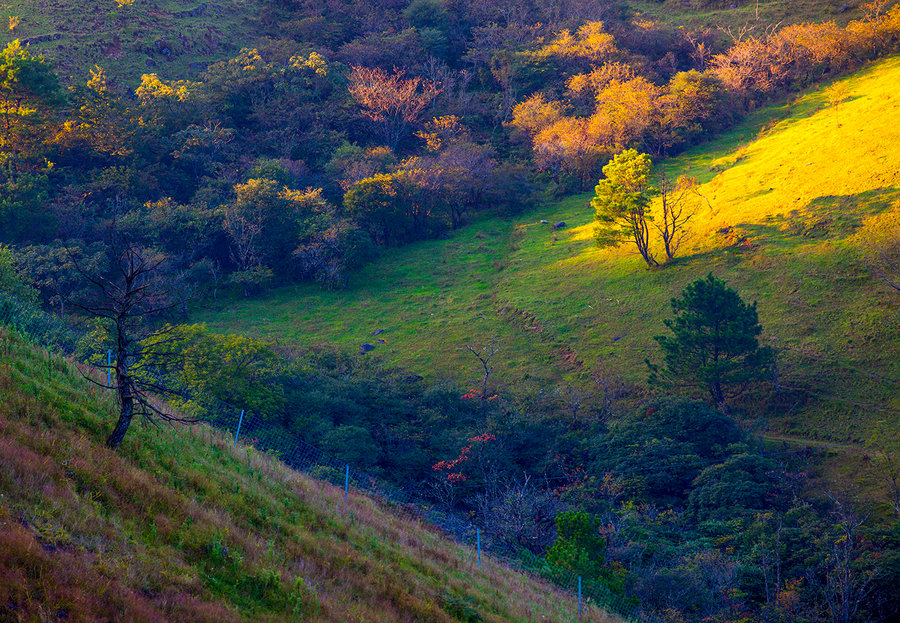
[233,410,244,447]
[0,294,639,622]
[578,576,582,616]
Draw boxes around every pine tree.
[649,273,773,408]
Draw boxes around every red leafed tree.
[433,433,497,482]
[348,66,441,151]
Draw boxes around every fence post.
[233,410,244,447]
[107,350,112,387]
[344,465,350,502]
[578,576,582,616]
[477,528,482,568]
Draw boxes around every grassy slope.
[2,0,858,86]
[629,0,866,30]
[200,56,900,442]
[0,329,619,623]
[0,0,262,85]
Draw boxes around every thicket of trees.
[2,1,899,303]
[512,2,900,190]
[3,221,899,623]
[38,269,890,622]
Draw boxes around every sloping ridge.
[0,327,621,622]
[2,0,261,83]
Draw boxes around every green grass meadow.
[629,0,866,31]
[1,0,261,84]
[199,56,900,442]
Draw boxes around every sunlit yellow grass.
[565,56,900,263]
[547,53,900,261]
[686,58,900,246]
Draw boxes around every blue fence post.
[477,528,482,568]
[233,410,244,447]
[107,350,112,387]
[344,465,350,502]
[578,576,582,616]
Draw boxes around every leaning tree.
[73,240,189,448]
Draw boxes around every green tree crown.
[591,148,658,266]
[650,273,773,407]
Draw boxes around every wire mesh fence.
[0,292,648,622]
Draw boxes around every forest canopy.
[2,1,899,300]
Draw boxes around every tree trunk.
[630,209,658,267]
[107,379,134,448]
[107,326,134,449]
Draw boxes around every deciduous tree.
[594,77,659,148]
[547,511,621,590]
[0,40,60,152]
[348,66,440,151]
[17,241,105,316]
[0,244,38,304]
[592,149,658,267]
[140,323,285,421]
[653,172,706,262]
[463,339,499,413]
[65,66,135,159]
[0,153,53,242]
[343,172,440,245]
[73,241,186,449]
[222,179,328,294]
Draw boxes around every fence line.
[0,293,647,622]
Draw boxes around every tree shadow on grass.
[680,187,900,264]
[742,186,899,246]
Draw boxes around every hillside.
[0,0,262,84]
[3,4,900,620]
[629,0,865,30]
[0,328,619,622]
[2,0,866,85]
[199,55,900,442]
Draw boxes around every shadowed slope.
[0,328,619,622]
